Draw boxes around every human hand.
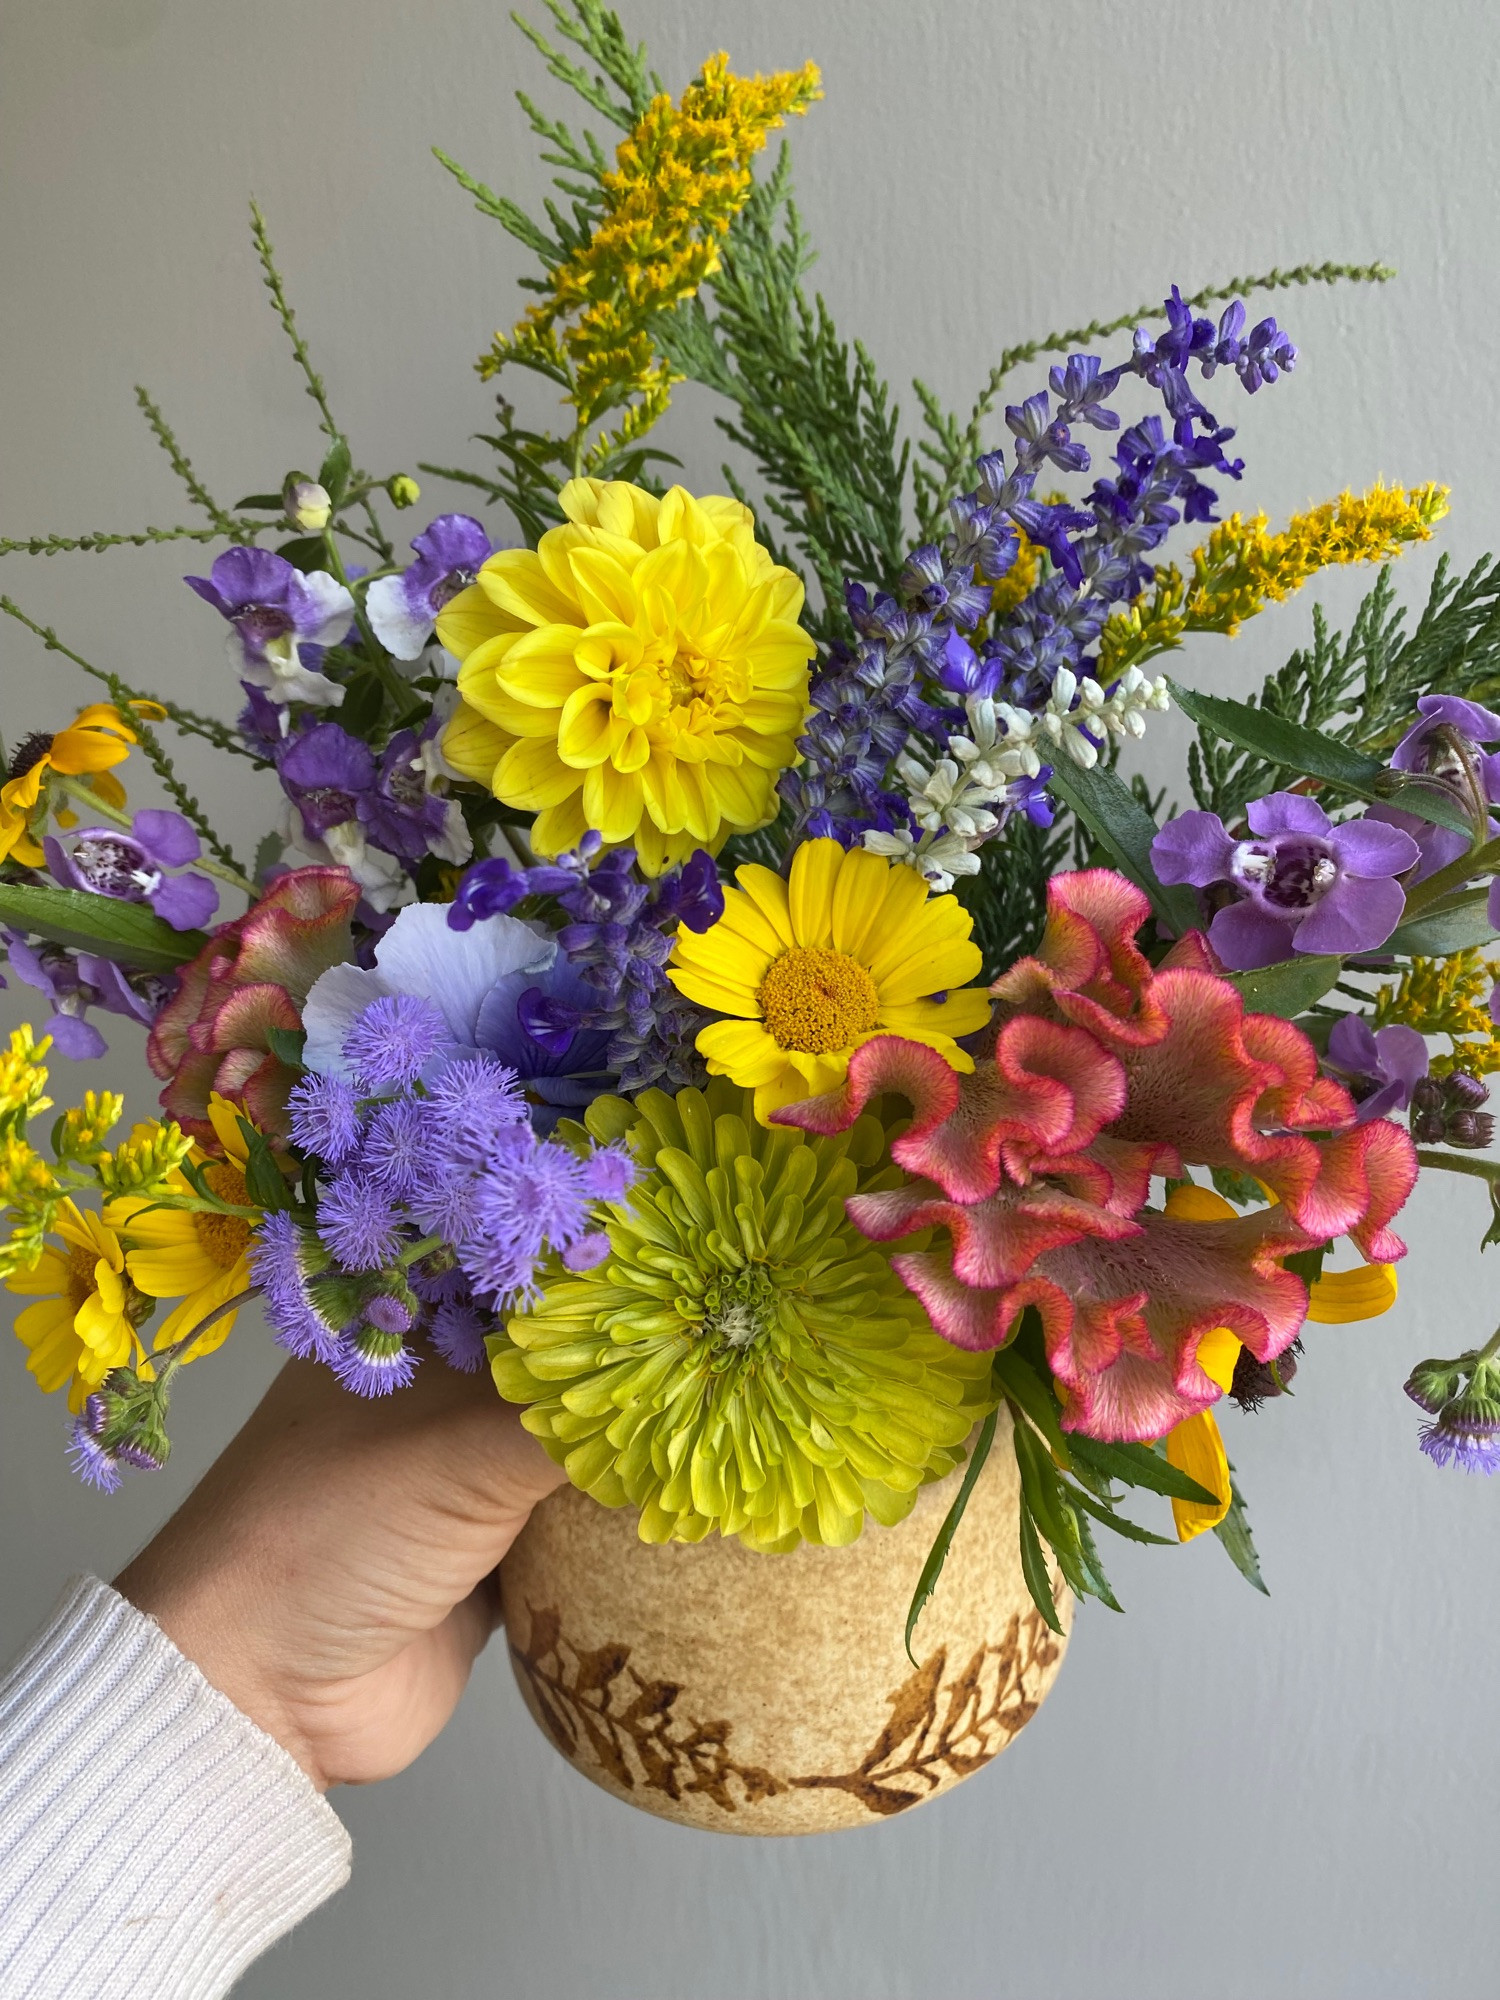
[116,1357,567,1792]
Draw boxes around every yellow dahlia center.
[758,946,880,1055]
[193,1161,253,1269]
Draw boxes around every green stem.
[1414,1146,1500,1182]
[319,532,409,710]
[133,386,240,538]
[398,1233,443,1268]
[53,776,255,897]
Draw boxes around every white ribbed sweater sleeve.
[0,1575,351,1999]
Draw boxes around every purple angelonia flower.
[1152,793,1421,969]
[44,809,219,931]
[3,932,172,1059]
[185,547,353,710]
[276,720,464,872]
[365,515,493,661]
[1324,1014,1429,1122]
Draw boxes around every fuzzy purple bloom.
[1324,1015,1429,1122]
[365,515,493,660]
[1419,1416,1500,1474]
[561,1230,612,1273]
[287,1072,363,1165]
[342,993,451,1092]
[66,1418,125,1492]
[362,1292,416,1335]
[429,1299,492,1373]
[359,1098,437,1197]
[249,1212,349,1363]
[1152,794,1421,969]
[315,1169,403,1271]
[332,1325,419,1398]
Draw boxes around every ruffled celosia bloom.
[778,870,1419,1442]
[148,867,361,1142]
[436,478,815,873]
[491,1080,995,1551]
[667,837,991,1123]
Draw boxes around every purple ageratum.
[248,1212,351,1363]
[428,1299,491,1373]
[44,809,218,932]
[1324,1015,1429,1122]
[2,932,171,1059]
[286,1071,362,1164]
[1152,793,1421,970]
[342,993,451,1092]
[365,515,493,661]
[186,547,353,710]
[332,1324,419,1398]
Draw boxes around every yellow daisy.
[7,1201,150,1409]
[0,703,139,865]
[110,1096,261,1362]
[436,477,814,874]
[667,837,992,1123]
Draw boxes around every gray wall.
[2,3,1498,1995]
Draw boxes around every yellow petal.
[1164,1184,1239,1223]
[695,1019,787,1086]
[497,737,584,812]
[1194,1326,1242,1393]
[666,962,762,1018]
[672,925,769,993]
[879,988,993,1042]
[207,1094,251,1165]
[435,581,520,662]
[1307,1263,1398,1323]
[531,791,593,858]
[1165,1409,1232,1542]
[582,762,644,844]
[555,685,616,769]
[830,846,898,960]
[442,701,512,786]
[733,864,795,949]
[128,1241,221,1299]
[479,548,582,627]
[787,839,842,949]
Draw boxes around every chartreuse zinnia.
[667,837,993,1123]
[490,1080,995,1552]
[436,478,814,874]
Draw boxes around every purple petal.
[149,872,219,931]
[1326,1013,1379,1076]
[1207,900,1301,971]
[280,722,377,793]
[131,808,201,869]
[46,1012,107,1060]
[1293,874,1406,955]
[1328,817,1421,879]
[205,545,298,615]
[365,574,433,661]
[1364,802,1468,884]
[184,573,233,617]
[411,514,492,573]
[1151,810,1235,888]
[77,955,159,1025]
[1374,1023,1429,1095]
[1391,694,1500,771]
[42,834,89,894]
[1245,791,1331,839]
[294,569,357,647]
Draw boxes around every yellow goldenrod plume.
[1100,482,1448,680]
[1375,950,1500,1077]
[1306,1262,1398,1323]
[1165,1408,1233,1543]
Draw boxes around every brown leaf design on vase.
[790,1608,1063,1816]
[509,1603,784,1813]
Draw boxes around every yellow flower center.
[193,1161,254,1269]
[758,947,880,1055]
[64,1243,100,1313]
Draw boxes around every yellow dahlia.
[436,478,814,873]
[667,837,992,1123]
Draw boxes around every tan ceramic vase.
[498,1410,1071,1835]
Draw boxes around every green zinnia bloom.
[490,1080,995,1552]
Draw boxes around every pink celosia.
[148,867,360,1143]
[776,870,1418,1443]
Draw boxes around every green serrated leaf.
[1046,761,1201,937]
[993,1347,1071,1465]
[1016,1486,1066,1635]
[1387,888,1499,957]
[251,830,284,884]
[1212,1167,1269,1207]
[0,881,206,972]
[265,1026,306,1071]
[904,1406,997,1667]
[1227,954,1343,1019]
[1068,1482,1176,1546]
[317,439,352,505]
[1213,1465,1269,1594]
[1065,1433,1220,1506]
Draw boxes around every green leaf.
[265,1026,306,1071]
[1068,1482,1176,1546]
[903,1406,997,1666]
[1065,1433,1220,1506]
[1016,1486,1066,1635]
[236,1115,295,1214]
[251,830,284,884]
[276,536,328,575]
[1046,761,1201,937]
[1211,1167,1268,1207]
[317,439,351,505]
[338,673,386,738]
[0,881,206,973]
[993,1347,1071,1465]
[1387,888,1499,957]
[1212,1465,1269,1595]
[234,492,286,511]
[1170,680,1471,834]
[1226,954,1343,1018]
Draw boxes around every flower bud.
[387,474,421,510]
[1405,1356,1468,1414]
[283,476,333,532]
[1447,1110,1496,1150]
[1446,1070,1490,1110]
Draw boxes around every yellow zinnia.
[437,478,815,874]
[7,1201,150,1408]
[667,837,992,1123]
[0,703,138,865]
[110,1096,261,1361]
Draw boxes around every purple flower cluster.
[781,289,1296,848]
[44,808,218,932]
[187,546,353,712]
[266,994,638,1394]
[449,834,725,1093]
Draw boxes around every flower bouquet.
[4,3,1498,1833]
